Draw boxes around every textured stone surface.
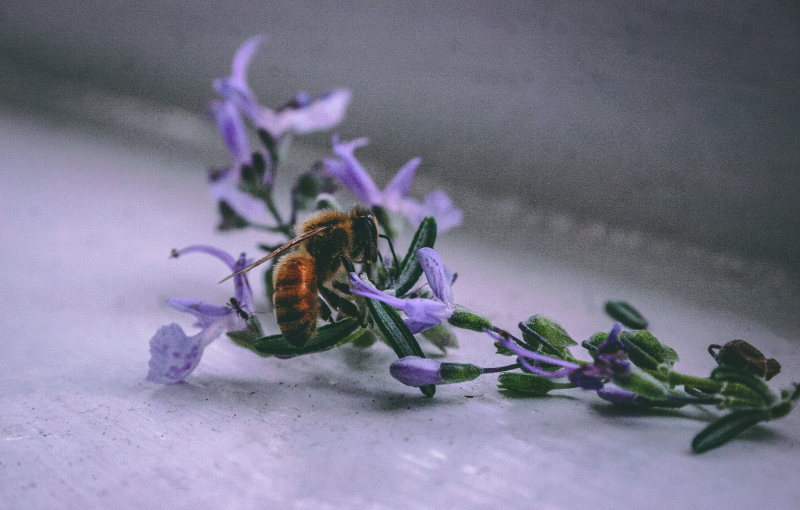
[1,111,799,509]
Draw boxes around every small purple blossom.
[323,136,461,231]
[567,324,630,389]
[147,246,254,384]
[208,100,268,222]
[390,357,446,386]
[349,247,455,333]
[214,35,350,138]
[487,324,631,391]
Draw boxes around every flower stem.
[481,362,522,374]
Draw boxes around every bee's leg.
[319,285,359,318]
[318,296,334,323]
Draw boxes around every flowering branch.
[145,35,798,454]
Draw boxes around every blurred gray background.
[2,0,799,271]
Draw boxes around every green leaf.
[365,295,435,397]
[217,201,248,231]
[582,332,608,355]
[420,322,458,353]
[711,366,776,405]
[349,328,379,348]
[692,409,769,453]
[618,330,679,369]
[519,315,576,357]
[498,373,571,397]
[449,309,492,332]
[393,217,437,296]
[251,318,359,356]
[604,300,649,329]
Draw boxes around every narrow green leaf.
[604,300,649,329]
[692,409,769,453]
[619,330,679,369]
[365,297,435,397]
[251,318,359,356]
[519,315,577,358]
[393,217,437,296]
[711,366,776,405]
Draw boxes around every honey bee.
[221,207,378,346]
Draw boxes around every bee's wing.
[218,226,330,283]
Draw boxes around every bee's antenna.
[218,226,331,284]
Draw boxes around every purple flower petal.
[382,156,421,208]
[348,273,408,309]
[417,247,453,305]
[261,89,351,136]
[147,323,208,384]
[390,356,445,386]
[209,168,268,222]
[213,36,266,124]
[167,298,232,329]
[596,384,638,405]
[209,100,250,165]
[402,190,462,232]
[325,136,381,205]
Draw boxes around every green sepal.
[364,293,435,397]
[494,341,515,356]
[349,328,379,348]
[614,368,669,400]
[582,332,608,355]
[217,201,249,231]
[691,409,769,453]
[420,322,458,353]
[604,300,649,329]
[393,217,437,296]
[519,315,576,358]
[250,318,359,356]
[498,373,572,397]
[448,309,492,332]
[226,314,266,350]
[439,363,482,383]
[618,330,679,369]
[711,366,776,405]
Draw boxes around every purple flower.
[488,324,631,391]
[349,247,455,333]
[147,246,254,384]
[390,357,446,386]
[208,100,268,222]
[567,324,630,389]
[323,136,462,231]
[213,35,350,138]
[390,356,484,387]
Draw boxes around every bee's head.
[349,207,378,263]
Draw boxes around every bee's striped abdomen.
[273,252,318,347]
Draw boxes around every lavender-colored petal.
[568,366,606,390]
[597,323,625,354]
[382,156,421,209]
[403,318,442,335]
[325,136,381,206]
[402,190,463,232]
[417,247,453,304]
[348,273,408,309]
[390,356,445,386]
[270,89,351,135]
[213,35,266,123]
[147,323,207,384]
[173,245,237,269]
[232,252,254,312]
[596,384,638,405]
[486,329,581,371]
[210,168,268,222]
[516,355,573,379]
[403,298,453,326]
[167,298,232,328]
[209,100,251,165]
